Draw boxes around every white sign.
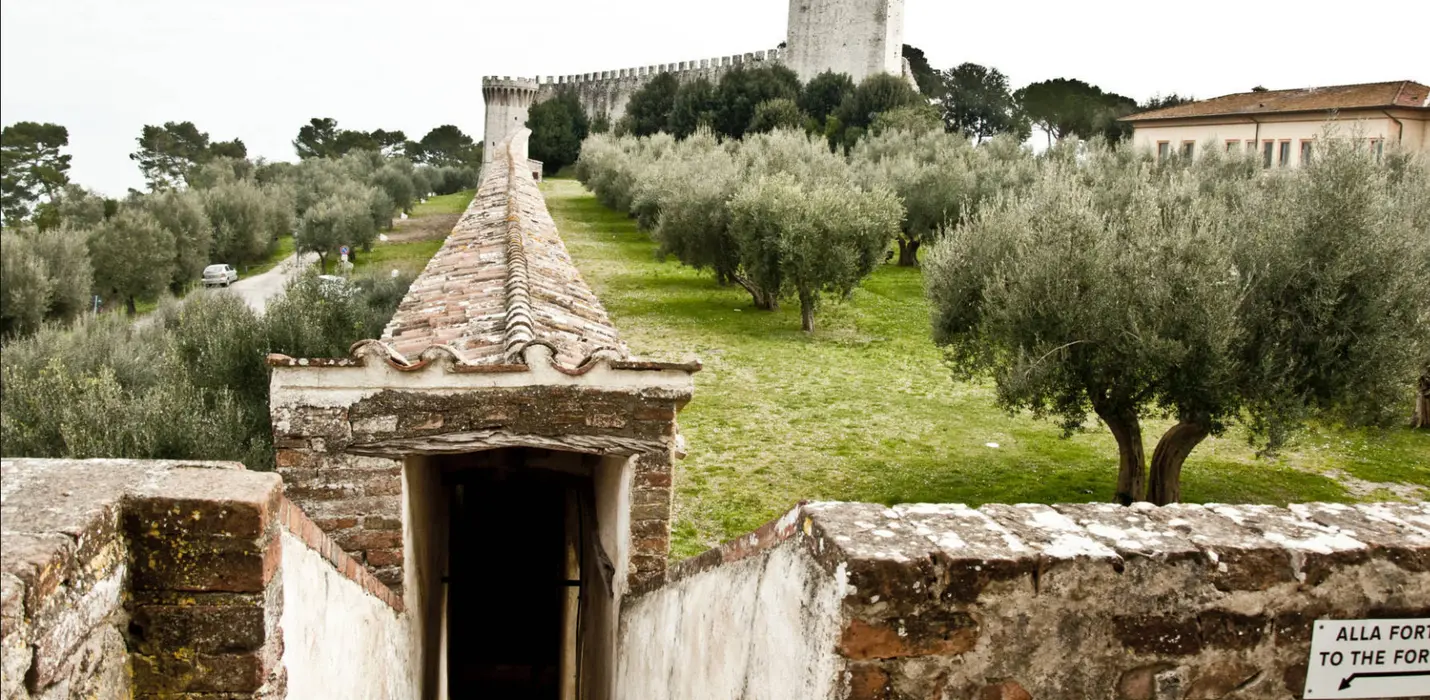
[1304,618,1430,698]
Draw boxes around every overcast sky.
[3,0,1426,196]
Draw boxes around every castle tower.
[482,76,539,164]
[785,0,905,84]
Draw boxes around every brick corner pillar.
[124,468,287,698]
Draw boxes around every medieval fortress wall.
[480,0,909,146]
[530,48,784,124]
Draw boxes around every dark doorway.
[444,452,587,700]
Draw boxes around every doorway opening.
[416,448,622,700]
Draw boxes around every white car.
[202,264,239,287]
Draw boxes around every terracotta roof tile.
[1123,80,1430,122]
[378,133,629,369]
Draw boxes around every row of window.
[1156,138,1385,167]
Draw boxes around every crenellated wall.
[532,48,783,122]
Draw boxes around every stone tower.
[784,0,905,84]
[482,76,539,164]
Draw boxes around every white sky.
[3,0,1427,197]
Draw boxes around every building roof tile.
[1123,80,1430,122]
[378,132,630,369]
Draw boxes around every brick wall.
[272,384,688,593]
[1,459,409,700]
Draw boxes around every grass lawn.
[412,190,476,217]
[347,190,474,276]
[540,177,1430,559]
[352,239,444,276]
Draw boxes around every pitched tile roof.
[1123,80,1430,122]
[378,131,629,369]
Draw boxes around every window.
[1181,141,1195,159]
[1278,140,1292,168]
[1262,141,1275,168]
[1370,139,1384,162]
[1157,142,1171,162]
[1226,140,1241,153]
[1247,141,1258,156]
[1300,140,1314,166]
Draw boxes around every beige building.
[1122,80,1429,168]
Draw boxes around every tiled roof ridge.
[274,129,697,375]
[501,148,538,362]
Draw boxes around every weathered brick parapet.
[818,500,1430,699]
[620,499,1430,699]
[2,458,408,700]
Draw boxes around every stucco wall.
[785,0,903,84]
[615,535,847,700]
[280,530,414,700]
[1129,110,1428,166]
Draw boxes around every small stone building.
[267,128,698,698]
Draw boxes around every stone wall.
[1,459,413,700]
[617,499,1430,699]
[531,48,782,122]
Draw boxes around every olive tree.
[926,140,1430,505]
[88,208,176,314]
[728,174,900,331]
[298,192,377,272]
[141,189,212,290]
[204,180,292,268]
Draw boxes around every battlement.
[535,47,783,89]
[481,75,539,92]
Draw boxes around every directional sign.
[340,245,350,256]
[1305,618,1430,698]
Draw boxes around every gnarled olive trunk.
[1413,374,1430,429]
[799,291,816,333]
[1147,419,1212,506]
[897,238,920,267]
[732,273,778,311]
[125,296,137,316]
[1093,402,1145,505]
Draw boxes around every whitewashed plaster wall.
[615,539,847,700]
[280,531,416,700]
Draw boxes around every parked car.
[202,264,239,287]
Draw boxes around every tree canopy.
[1,122,72,224]
[624,73,681,137]
[901,44,940,96]
[1014,78,1138,146]
[940,63,1028,142]
[714,64,802,140]
[131,121,246,190]
[926,139,1430,504]
[528,90,590,174]
[412,125,482,168]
